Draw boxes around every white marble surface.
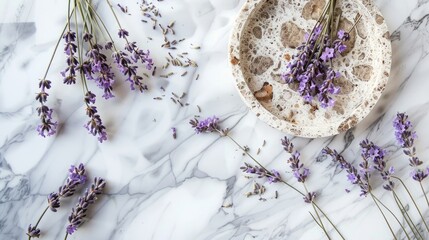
[1,0,429,239]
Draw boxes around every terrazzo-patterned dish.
[229,0,391,138]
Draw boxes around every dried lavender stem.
[82,0,118,51]
[392,191,420,240]
[419,182,429,208]
[391,176,429,233]
[304,183,331,240]
[221,131,343,239]
[28,206,49,240]
[42,10,75,80]
[370,192,398,240]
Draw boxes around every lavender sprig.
[240,163,282,184]
[83,92,107,143]
[282,17,351,108]
[26,225,40,238]
[393,112,429,207]
[36,78,58,137]
[27,164,87,239]
[82,34,115,99]
[65,177,106,237]
[61,31,79,85]
[281,137,310,184]
[189,116,221,134]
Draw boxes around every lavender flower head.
[360,140,394,191]
[393,112,422,167]
[240,163,282,183]
[190,116,220,134]
[281,137,310,183]
[26,225,40,238]
[66,177,106,235]
[48,163,87,212]
[83,92,107,143]
[61,31,78,85]
[393,112,417,149]
[36,79,57,137]
[282,28,349,108]
[323,147,369,196]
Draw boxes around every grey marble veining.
[1,0,429,239]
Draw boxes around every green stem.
[392,191,421,240]
[419,181,429,208]
[81,0,118,51]
[370,192,397,240]
[304,184,331,240]
[64,233,69,240]
[28,206,49,240]
[392,176,429,233]
[41,9,75,80]
[372,194,411,240]
[312,203,345,240]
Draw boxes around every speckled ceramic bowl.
[229,0,391,138]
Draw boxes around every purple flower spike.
[66,177,106,235]
[323,147,369,196]
[118,29,129,38]
[393,112,428,183]
[282,28,348,108]
[26,225,41,238]
[83,93,108,143]
[47,193,60,212]
[189,116,220,134]
[240,163,282,183]
[62,31,79,85]
[304,192,317,203]
[282,137,310,183]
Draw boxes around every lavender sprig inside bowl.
[281,0,359,108]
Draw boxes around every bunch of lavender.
[27,164,87,239]
[282,0,359,108]
[36,0,153,142]
[324,140,429,239]
[65,177,106,239]
[190,116,344,239]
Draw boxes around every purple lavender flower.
[304,192,317,203]
[61,31,79,85]
[118,29,129,38]
[393,112,428,182]
[360,140,395,191]
[52,163,87,210]
[281,137,310,183]
[83,40,116,99]
[84,105,107,143]
[282,29,348,108]
[112,50,148,92]
[26,225,40,238]
[66,177,106,235]
[323,147,369,196]
[189,116,220,134]
[240,163,282,183]
[47,193,60,212]
[36,79,58,137]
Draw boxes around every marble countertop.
[1,0,429,239]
